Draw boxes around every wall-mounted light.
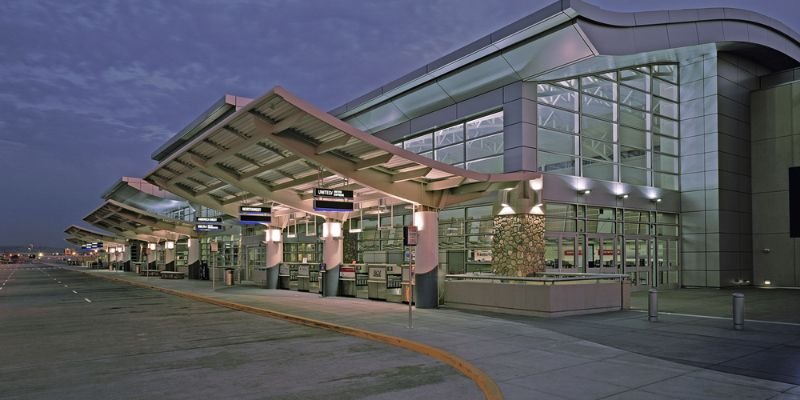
[148,243,156,251]
[268,228,282,243]
[764,280,772,286]
[323,221,342,239]
[651,198,662,203]
[165,241,175,250]
[116,246,123,253]
[579,189,591,195]
[618,194,629,199]
[109,247,116,254]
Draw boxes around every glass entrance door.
[656,238,680,288]
[586,234,618,274]
[624,237,650,289]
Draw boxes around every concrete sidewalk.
[69,266,800,400]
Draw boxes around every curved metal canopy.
[144,86,539,223]
[64,225,126,246]
[83,199,195,242]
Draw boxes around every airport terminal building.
[67,1,800,311]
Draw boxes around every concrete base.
[415,267,438,309]
[322,265,340,297]
[444,280,630,318]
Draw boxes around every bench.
[139,269,160,277]
[160,271,185,279]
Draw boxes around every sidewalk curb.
[77,269,504,400]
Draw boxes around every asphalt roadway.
[0,264,476,399]
[3,262,800,400]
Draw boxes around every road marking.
[63,285,68,288]
[72,290,78,294]
[84,298,92,303]
[0,287,3,291]
[630,309,800,327]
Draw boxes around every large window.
[397,111,504,173]
[536,64,679,190]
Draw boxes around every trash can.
[224,268,234,286]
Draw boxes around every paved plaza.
[2,262,798,399]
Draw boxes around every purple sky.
[1,0,798,248]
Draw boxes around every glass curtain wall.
[396,111,504,173]
[544,203,680,288]
[536,64,679,189]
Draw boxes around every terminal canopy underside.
[64,225,125,247]
[145,87,539,224]
[83,199,195,242]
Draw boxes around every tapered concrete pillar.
[414,207,439,308]
[164,242,176,271]
[265,229,283,289]
[322,220,343,296]
[188,239,200,265]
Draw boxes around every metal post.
[733,293,744,330]
[648,288,658,322]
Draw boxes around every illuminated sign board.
[239,206,271,225]
[196,217,222,223]
[240,214,271,224]
[239,206,271,214]
[313,188,354,199]
[403,226,418,246]
[195,224,223,232]
[313,199,354,212]
[81,242,104,250]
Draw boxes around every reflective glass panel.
[466,111,503,139]
[620,165,648,185]
[620,68,649,91]
[620,85,649,111]
[653,115,678,137]
[620,146,648,168]
[404,134,432,154]
[619,126,646,149]
[537,151,576,175]
[653,153,678,173]
[434,143,464,164]
[537,104,577,133]
[653,135,678,155]
[545,219,577,232]
[466,133,503,161]
[582,159,614,181]
[538,129,577,155]
[466,156,503,173]
[581,115,614,142]
[653,64,678,83]
[545,237,559,269]
[654,172,679,190]
[537,83,578,111]
[619,105,647,130]
[653,78,678,101]
[545,203,577,218]
[653,97,678,119]
[434,124,464,147]
[582,94,615,121]
[581,76,616,100]
[581,138,614,162]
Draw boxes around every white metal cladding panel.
[340,141,377,157]
[216,157,252,172]
[193,142,220,158]
[214,129,241,147]
[254,170,286,184]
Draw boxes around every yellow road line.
[82,271,503,400]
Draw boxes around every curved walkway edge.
[77,269,504,400]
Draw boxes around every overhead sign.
[313,199,354,212]
[240,214,271,224]
[314,188,354,200]
[240,206,271,214]
[81,242,104,250]
[239,206,271,225]
[196,217,222,223]
[403,226,418,246]
[195,224,223,232]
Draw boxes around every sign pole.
[408,253,414,329]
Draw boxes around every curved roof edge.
[332,0,800,120]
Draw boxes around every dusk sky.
[1,0,798,248]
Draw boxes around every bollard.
[733,293,745,330]
[648,288,658,322]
